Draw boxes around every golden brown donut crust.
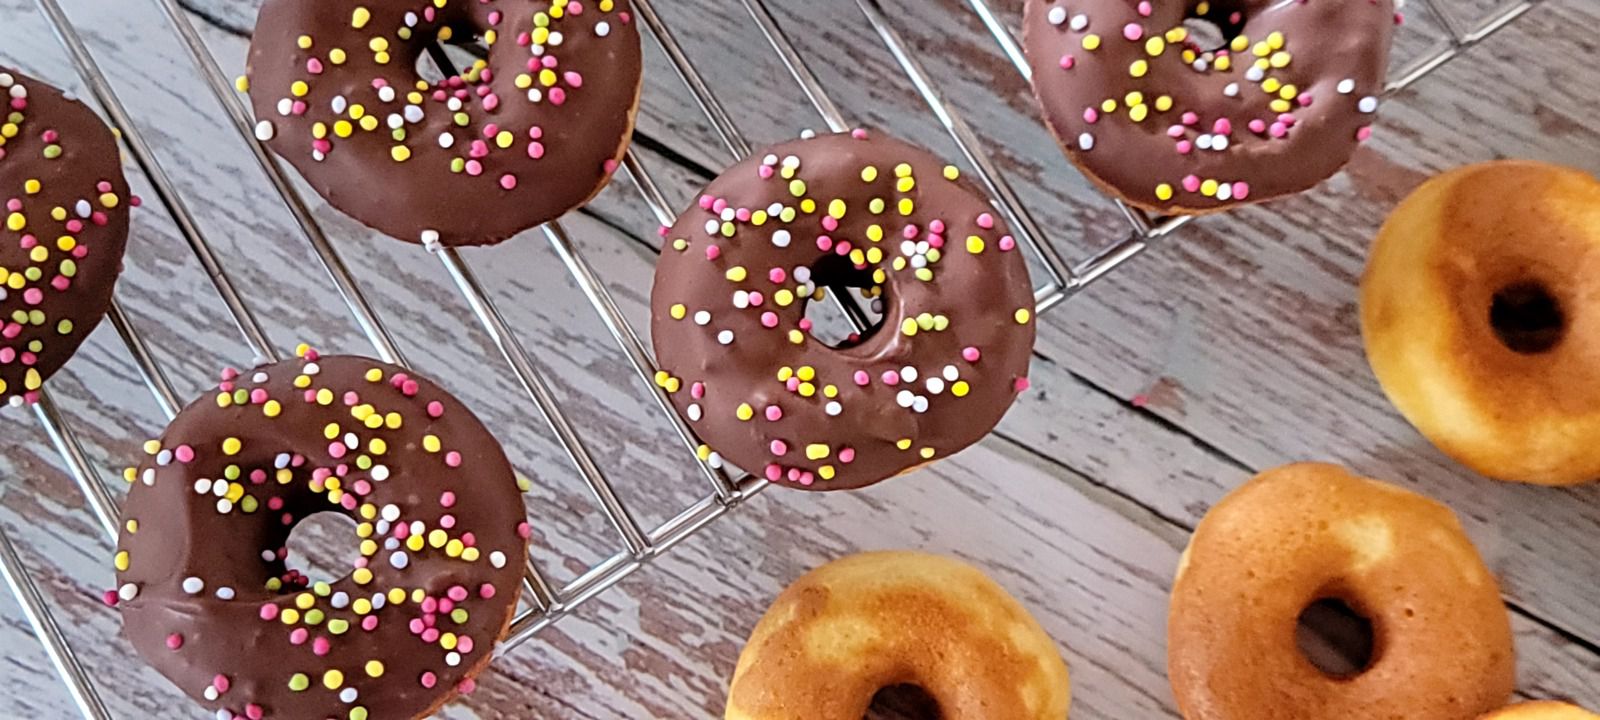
[1360,160,1600,485]
[1168,463,1515,720]
[725,551,1070,720]
[1480,702,1600,720]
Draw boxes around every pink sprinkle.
[448,585,469,602]
[500,174,518,190]
[821,216,839,232]
[458,679,477,694]
[246,705,264,720]
[851,128,869,139]
[882,370,901,385]
[816,235,833,252]
[758,165,774,179]
[1175,141,1193,155]
[517,522,532,539]
[549,88,567,105]
[1269,122,1288,139]
[420,672,437,689]
[764,464,783,481]
[770,439,788,455]
[705,245,721,261]
[563,71,584,88]
[1356,126,1373,141]
[1138,1,1153,16]
[427,401,445,418]
[1248,119,1268,134]
[362,616,379,631]
[976,213,995,229]
[165,634,183,650]
[457,636,475,654]
[213,675,231,693]
[1014,377,1032,392]
[1181,112,1200,126]
[838,448,856,464]
[999,235,1016,251]
[929,220,946,234]
[1182,175,1202,193]
[768,267,786,283]
[765,405,783,421]
[306,58,323,74]
[690,382,705,399]
[1123,23,1143,41]
[1082,107,1098,123]
[101,590,119,607]
[853,370,870,386]
[1212,118,1232,135]
[441,491,456,508]
[259,604,280,621]
[1231,182,1250,200]
[1166,125,1186,139]
[604,159,619,174]
[1060,54,1075,70]
[962,347,981,362]
[445,451,462,467]
[289,628,309,645]
[440,514,455,529]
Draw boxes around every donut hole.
[283,511,362,590]
[1490,281,1565,354]
[415,39,486,86]
[866,684,940,719]
[1296,598,1377,679]
[803,254,887,349]
[1182,1,1248,53]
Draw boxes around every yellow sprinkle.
[1130,60,1149,78]
[901,318,919,336]
[324,670,344,690]
[920,447,936,460]
[391,146,411,162]
[234,75,250,92]
[290,81,309,98]
[725,266,747,282]
[1155,183,1174,202]
[351,7,371,28]
[222,438,242,455]
[943,166,960,180]
[896,439,913,451]
[1082,34,1101,51]
[1129,104,1149,123]
[296,35,313,49]
[1015,308,1032,324]
[669,304,686,320]
[113,551,129,571]
[263,401,282,418]
[365,661,385,678]
[952,381,970,398]
[353,568,374,585]
[805,444,830,460]
[736,404,754,421]
[1145,37,1166,56]
[860,166,879,182]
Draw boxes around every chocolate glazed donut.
[651,131,1036,491]
[0,68,130,407]
[246,0,642,246]
[111,349,529,719]
[1023,0,1397,213]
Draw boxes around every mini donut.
[246,0,642,246]
[110,348,529,719]
[1481,703,1600,720]
[0,68,131,407]
[1022,0,1397,212]
[1168,462,1514,720]
[1361,161,1600,485]
[650,131,1036,491]
[726,551,1071,720]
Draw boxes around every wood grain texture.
[0,0,1597,718]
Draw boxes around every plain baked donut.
[650,130,1036,491]
[246,0,642,246]
[111,348,529,719]
[1481,702,1600,720]
[1022,0,1397,212]
[1361,160,1600,485]
[726,551,1071,720]
[0,67,131,407]
[1168,463,1514,720]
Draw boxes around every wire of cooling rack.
[0,0,1545,716]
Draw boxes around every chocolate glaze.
[1023,0,1396,213]
[114,351,529,719]
[0,68,130,407]
[651,131,1036,492]
[247,0,642,246]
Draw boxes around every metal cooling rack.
[0,0,1545,716]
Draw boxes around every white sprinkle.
[303,362,321,375]
[1069,13,1089,31]
[331,592,350,609]
[693,311,711,325]
[1078,133,1095,151]
[719,207,737,221]
[383,538,400,551]
[825,401,842,416]
[274,453,291,469]
[1245,66,1266,82]
[182,577,204,595]
[707,452,724,469]
[344,432,359,449]
[1223,83,1240,97]
[381,504,401,522]
[1337,78,1356,95]
[782,155,801,169]
[912,396,930,413]
[1216,183,1233,201]
[799,128,817,139]
[490,551,507,569]
[204,687,220,702]
[687,404,702,422]
[771,229,792,248]
[717,330,735,345]
[215,587,235,601]
[548,31,564,46]
[389,553,410,570]
[1191,59,1209,72]
[378,86,397,103]
[421,230,441,247]
[733,291,750,309]
[901,365,919,382]
[1213,135,1230,151]
[340,688,359,703]
[331,96,347,114]
[896,390,915,408]
[371,594,387,610]
[596,21,611,37]
[943,365,959,381]
[1196,134,1214,150]
[404,12,418,26]
[438,133,455,149]
[261,550,276,562]
[118,583,139,601]
[445,652,462,667]
[926,378,946,394]
[142,469,156,486]
[1358,96,1379,113]
[253,120,275,141]
[386,113,404,130]
[794,266,812,283]
[211,479,228,496]
[1047,6,1068,25]
[276,98,293,116]
[703,219,720,235]
[216,499,233,514]
[405,105,425,124]
[194,479,211,494]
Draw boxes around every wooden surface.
[2,0,1599,718]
